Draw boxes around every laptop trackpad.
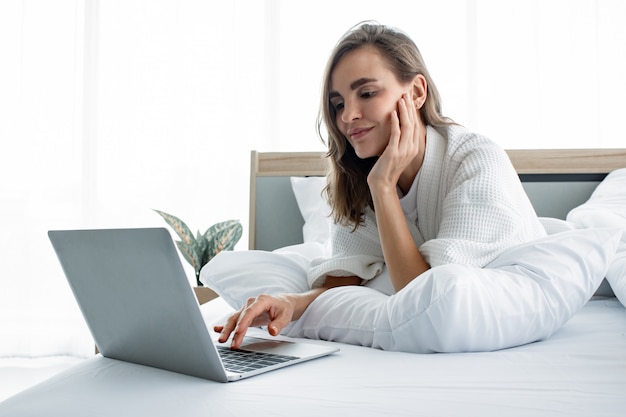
[239,337,300,357]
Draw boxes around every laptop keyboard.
[217,346,298,374]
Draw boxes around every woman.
[216,22,545,349]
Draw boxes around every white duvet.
[203,228,620,353]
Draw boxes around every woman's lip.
[348,127,373,140]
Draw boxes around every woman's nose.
[341,99,361,123]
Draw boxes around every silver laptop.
[48,227,338,382]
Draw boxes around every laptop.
[48,227,338,382]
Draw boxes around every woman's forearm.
[288,275,362,320]
[287,288,326,321]
[370,187,429,291]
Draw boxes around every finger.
[398,93,422,161]
[389,109,401,149]
[408,98,422,151]
[215,295,277,348]
[408,92,419,122]
[231,296,274,348]
[398,95,415,143]
[267,312,292,336]
[215,308,244,343]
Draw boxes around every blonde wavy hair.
[317,22,454,228]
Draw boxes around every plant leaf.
[175,240,201,273]
[154,209,203,276]
[196,230,209,267]
[204,220,243,262]
[153,210,197,246]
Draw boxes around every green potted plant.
[154,209,243,304]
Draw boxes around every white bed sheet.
[1,297,625,417]
[0,356,84,403]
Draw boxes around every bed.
[1,149,625,416]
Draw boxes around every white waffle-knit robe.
[308,125,546,288]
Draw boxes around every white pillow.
[290,176,332,245]
[284,228,621,353]
[199,248,311,309]
[566,168,626,239]
[566,168,626,305]
[538,216,617,297]
[607,242,626,307]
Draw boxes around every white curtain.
[1,0,624,358]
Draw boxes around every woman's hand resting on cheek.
[367,93,425,195]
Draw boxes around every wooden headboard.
[249,149,626,251]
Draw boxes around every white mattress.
[1,297,625,417]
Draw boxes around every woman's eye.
[332,101,344,111]
[361,91,376,99]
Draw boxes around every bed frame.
[249,148,626,251]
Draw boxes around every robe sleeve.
[307,211,385,288]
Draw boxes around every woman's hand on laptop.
[214,293,300,349]
[214,276,362,349]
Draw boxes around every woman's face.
[329,46,411,159]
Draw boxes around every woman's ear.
[411,74,428,108]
